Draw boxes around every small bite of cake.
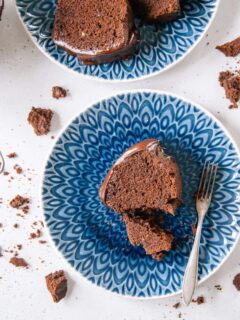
[130,0,181,23]
[123,212,173,260]
[100,139,182,215]
[219,70,240,109]
[100,139,182,260]
[52,0,139,65]
[216,37,240,57]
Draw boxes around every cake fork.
[182,162,218,305]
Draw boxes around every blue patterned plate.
[42,91,240,298]
[16,0,219,81]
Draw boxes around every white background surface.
[0,1,240,319]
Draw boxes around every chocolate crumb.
[214,284,222,291]
[216,37,240,57]
[13,223,19,228]
[173,302,180,309]
[22,205,29,214]
[9,256,28,268]
[0,223,3,228]
[3,171,9,176]
[27,107,53,136]
[29,229,41,239]
[7,152,17,158]
[16,244,22,250]
[14,165,23,174]
[192,296,205,304]
[39,240,47,244]
[178,313,182,319]
[45,270,67,303]
[219,70,240,109]
[10,195,29,209]
[52,86,67,99]
[233,273,240,291]
[39,221,44,228]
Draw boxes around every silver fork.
[182,162,218,305]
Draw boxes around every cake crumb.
[39,240,47,244]
[233,273,240,291]
[16,244,22,250]
[173,302,180,309]
[3,171,9,176]
[10,195,29,209]
[45,270,68,303]
[13,223,19,228]
[9,256,28,268]
[216,37,240,57]
[219,70,240,109]
[28,107,53,136]
[214,284,222,291]
[0,223,3,228]
[192,296,205,304]
[29,229,41,239]
[7,152,17,158]
[22,205,29,214]
[14,164,23,174]
[52,86,67,99]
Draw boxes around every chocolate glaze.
[55,30,139,65]
[0,0,4,20]
[78,30,139,65]
[99,139,159,204]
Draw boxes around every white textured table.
[0,1,240,319]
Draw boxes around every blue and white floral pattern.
[16,0,219,81]
[42,91,240,298]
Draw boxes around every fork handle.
[182,216,204,305]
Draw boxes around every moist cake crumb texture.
[45,270,67,303]
[219,70,240,108]
[52,0,139,65]
[10,195,29,209]
[52,86,67,99]
[100,139,182,214]
[28,107,53,136]
[123,212,173,259]
[130,0,181,22]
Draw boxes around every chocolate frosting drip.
[99,139,159,204]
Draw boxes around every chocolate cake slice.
[130,0,181,23]
[52,0,139,65]
[100,139,182,215]
[123,213,173,260]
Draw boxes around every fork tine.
[204,164,215,198]
[197,161,208,198]
[207,164,218,199]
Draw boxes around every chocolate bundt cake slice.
[52,0,139,65]
[130,0,181,23]
[99,139,182,260]
[100,139,182,215]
